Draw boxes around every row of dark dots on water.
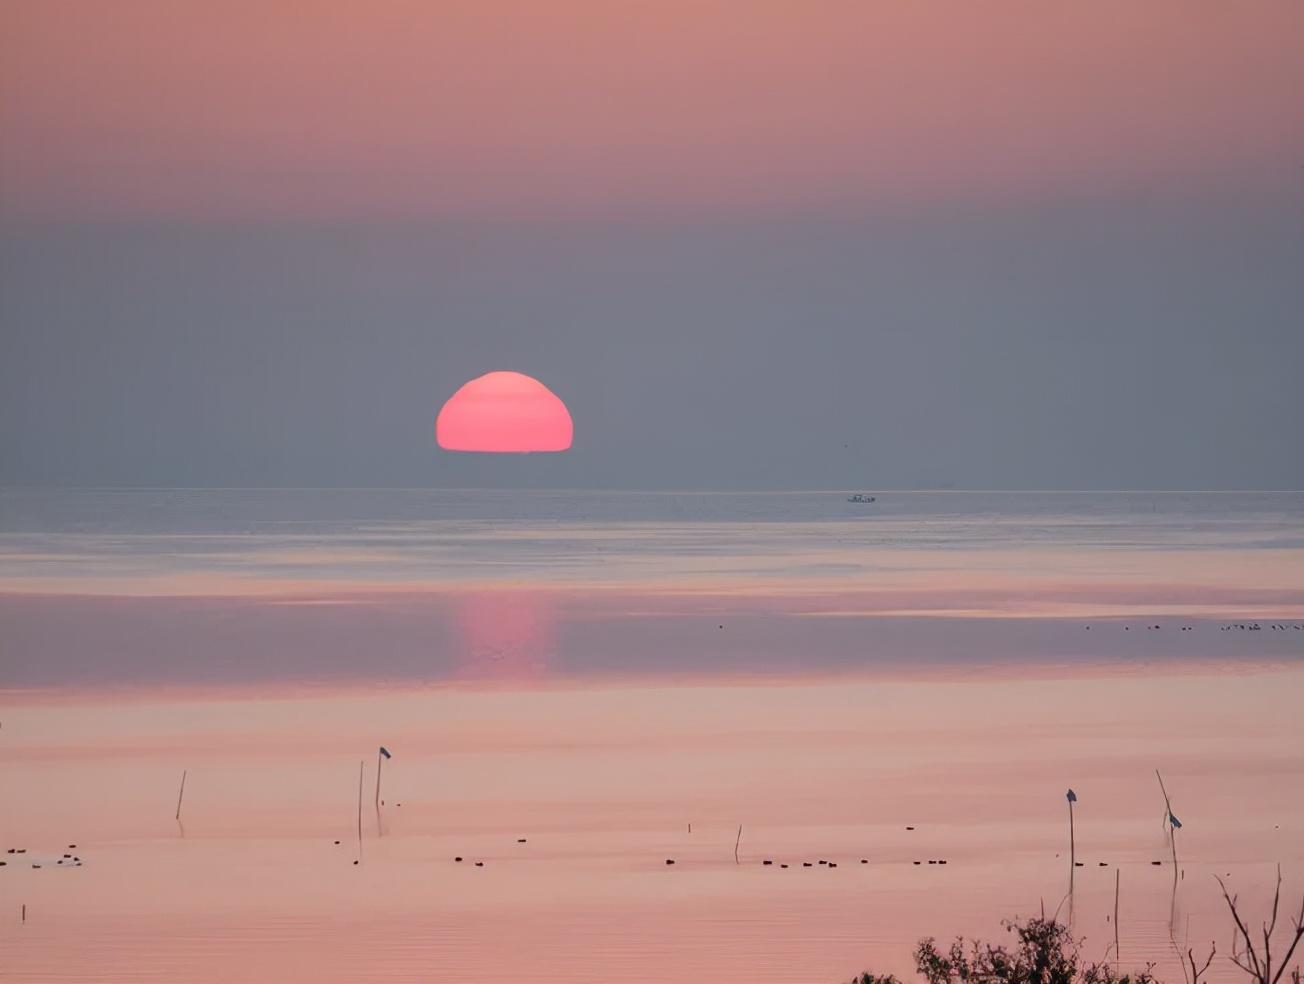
[669,824,1182,870]
[5,837,1194,876]
[666,859,1183,868]
[663,859,1195,867]
[1221,624,1298,631]
[311,819,1201,871]
[1082,623,1300,631]
[664,825,944,868]
[330,835,530,867]
[3,845,82,869]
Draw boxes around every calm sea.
[1,490,1301,983]
[2,489,1301,690]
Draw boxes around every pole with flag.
[1154,770,1181,870]
[375,746,392,811]
[1066,788,1077,869]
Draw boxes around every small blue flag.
[379,747,392,759]
[1067,789,1077,802]
[1169,812,1181,829]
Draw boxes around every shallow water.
[2,673,1303,983]
[1,490,1301,982]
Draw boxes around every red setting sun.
[436,371,573,453]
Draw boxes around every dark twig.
[1188,944,1216,984]
[1216,867,1304,984]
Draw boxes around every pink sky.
[3,1,1302,218]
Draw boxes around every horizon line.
[2,485,1301,495]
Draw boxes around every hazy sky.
[2,1,1302,489]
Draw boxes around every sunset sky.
[2,1,1302,488]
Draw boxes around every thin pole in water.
[175,770,188,821]
[374,747,392,837]
[1113,868,1121,966]
[734,825,743,865]
[356,760,364,857]
[1155,769,1171,828]
[373,747,393,839]
[1155,769,1182,933]
[1065,789,1078,926]
[1066,789,1077,868]
[1154,770,1180,869]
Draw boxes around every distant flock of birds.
[3,845,81,870]
[1081,622,1301,631]
[1,766,1257,935]
[0,835,1203,876]
[4,652,1297,885]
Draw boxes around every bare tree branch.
[1189,944,1216,984]
[1219,878,1265,980]
[1217,870,1304,984]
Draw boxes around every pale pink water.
[3,491,1301,982]
[3,667,1302,984]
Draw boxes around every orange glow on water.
[436,371,573,453]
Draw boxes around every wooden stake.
[734,825,743,865]
[356,760,364,856]
[374,749,384,812]
[1155,769,1172,826]
[175,769,187,821]
[1068,797,1076,868]
[1155,769,1179,870]
[1113,868,1121,966]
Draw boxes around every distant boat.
[846,494,876,503]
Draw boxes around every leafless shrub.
[846,872,1300,984]
[1217,867,1304,984]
